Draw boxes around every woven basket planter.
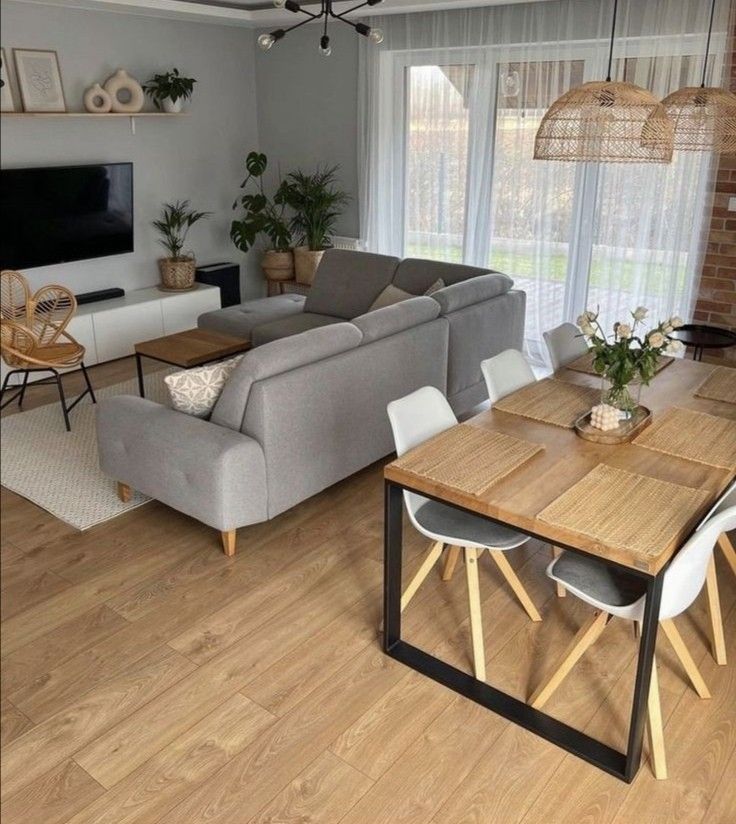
[261,250,294,283]
[158,257,196,290]
[293,247,325,286]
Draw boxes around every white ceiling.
[11,0,557,27]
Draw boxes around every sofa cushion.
[251,312,343,347]
[210,322,363,431]
[304,249,400,319]
[164,354,244,418]
[369,284,413,311]
[393,259,493,294]
[198,294,306,339]
[432,273,514,315]
[353,296,441,344]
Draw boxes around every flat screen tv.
[0,162,134,269]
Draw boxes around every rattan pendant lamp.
[534,0,674,163]
[660,0,736,153]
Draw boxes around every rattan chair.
[0,270,95,431]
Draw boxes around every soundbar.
[76,287,125,305]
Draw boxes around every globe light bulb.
[258,33,275,51]
[273,0,286,6]
[319,35,331,57]
[368,27,384,44]
[319,44,332,57]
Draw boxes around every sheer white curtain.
[358,0,728,364]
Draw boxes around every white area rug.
[1,372,171,530]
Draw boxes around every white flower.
[662,322,673,334]
[580,322,595,337]
[632,306,648,321]
[617,323,632,339]
[665,339,685,355]
[669,315,684,329]
[647,331,665,348]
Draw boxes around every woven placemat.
[566,351,674,377]
[393,424,544,497]
[493,378,600,429]
[694,366,736,405]
[538,464,711,563]
[632,407,736,470]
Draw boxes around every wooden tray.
[574,405,652,444]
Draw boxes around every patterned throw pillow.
[164,354,244,418]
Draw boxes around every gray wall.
[0,1,263,298]
[254,25,360,239]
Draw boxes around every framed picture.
[1,48,16,112]
[13,48,66,112]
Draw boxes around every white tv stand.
[1,283,221,384]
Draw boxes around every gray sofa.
[97,250,525,554]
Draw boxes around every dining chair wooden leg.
[489,550,542,622]
[464,548,486,681]
[529,610,609,708]
[551,546,566,597]
[221,530,237,557]
[647,655,667,780]
[441,545,461,581]
[659,618,711,698]
[117,482,132,503]
[718,533,736,578]
[704,556,727,665]
[401,541,444,612]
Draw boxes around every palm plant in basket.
[153,200,211,290]
[577,306,685,417]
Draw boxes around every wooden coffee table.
[134,328,251,398]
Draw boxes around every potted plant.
[230,151,294,284]
[152,200,211,290]
[284,166,350,285]
[578,306,685,417]
[143,68,196,113]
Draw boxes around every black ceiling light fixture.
[258,0,384,56]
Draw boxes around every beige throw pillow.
[370,283,413,311]
[164,354,244,418]
[425,278,446,295]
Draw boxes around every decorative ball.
[590,404,620,431]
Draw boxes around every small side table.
[134,328,251,398]
[670,323,736,362]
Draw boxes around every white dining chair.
[481,349,535,404]
[543,322,588,371]
[481,348,567,597]
[528,503,736,779]
[387,386,542,681]
[698,480,736,665]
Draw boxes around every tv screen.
[0,162,134,269]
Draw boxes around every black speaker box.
[195,262,241,307]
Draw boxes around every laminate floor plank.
[0,646,195,801]
[0,759,104,824]
[2,570,72,620]
[0,699,33,747]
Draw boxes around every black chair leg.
[17,371,29,408]
[0,370,24,410]
[53,369,72,432]
[80,362,96,404]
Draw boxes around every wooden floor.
[1,358,735,824]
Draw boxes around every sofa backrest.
[210,322,363,431]
[304,248,400,319]
[352,296,440,344]
[392,258,495,294]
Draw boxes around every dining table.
[382,357,736,783]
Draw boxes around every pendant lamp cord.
[605,0,619,82]
[702,0,716,88]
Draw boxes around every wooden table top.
[384,359,736,575]
[134,328,251,368]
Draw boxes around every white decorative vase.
[162,97,183,113]
[83,83,112,113]
[103,69,144,113]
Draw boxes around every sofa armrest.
[96,396,267,531]
[432,273,514,315]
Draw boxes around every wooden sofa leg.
[117,482,132,503]
[221,530,237,557]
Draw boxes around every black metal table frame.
[135,350,244,398]
[383,479,667,784]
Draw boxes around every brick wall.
[692,20,736,365]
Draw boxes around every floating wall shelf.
[0,111,187,133]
